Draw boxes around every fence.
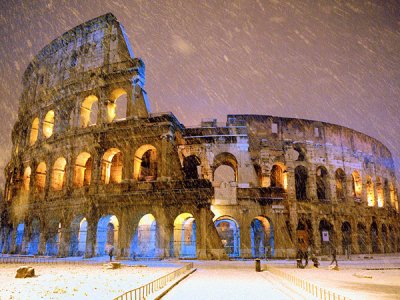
[267,266,351,300]
[114,262,193,300]
[0,256,105,265]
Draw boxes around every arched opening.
[293,144,306,161]
[270,165,284,189]
[107,88,127,122]
[335,169,346,200]
[295,166,308,200]
[316,166,329,200]
[130,214,158,258]
[389,182,396,207]
[80,95,98,127]
[1,225,13,253]
[43,110,55,138]
[29,118,39,145]
[96,215,119,256]
[382,224,388,253]
[319,219,334,255]
[46,221,61,256]
[74,152,92,187]
[15,223,25,254]
[35,162,46,192]
[173,213,196,258]
[28,218,40,255]
[23,167,31,191]
[51,157,67,191]
[250,216,274,258]
[69,216,87,256]
[370,221,379,253]
[101,148,122,184]
[352,171,362,198]
[133,145,157,181]
[213,152,238,182]
[296,219,313,252]
[357,223,367,253]
[183,155,201,180]
[215,216,240,257]
[376,177,384,207]
[341,222,351,255]
[366,176,375,206]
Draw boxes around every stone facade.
[1,14,399,259]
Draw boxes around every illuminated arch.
[376,177,384,207]
[74,152,92,187]
[15,223,25,254]
[28,218,40,255]
[96,215,119,256]
[43,110,55,138]
[29,118,39,145]
[35,162,47,192]
[130,214,158,258]
[213,152,238,182]
[69,216,87,256]
[389,182,396,207]
[271,163,286,189]
[366,176,375,206]
[214,215,240,257]
[51,157,67,191]
[107,88,127,123]
[80,95,98,128]
[250,216,274,258]
[351,171,362,198]
[101,148,122,184]
[173,213,196,258]
[23,167,31,191]
[133,145,157,181]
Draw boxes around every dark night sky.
[0,0,399,188]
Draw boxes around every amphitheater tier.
[1,13,399,259]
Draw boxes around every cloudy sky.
[0,0,399,188]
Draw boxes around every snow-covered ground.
[0,257,180,300]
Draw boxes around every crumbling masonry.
[1,14,399,259]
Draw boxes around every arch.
[357,223,367,253]
[293,144,306,162]
[296,219,313,252]
[28,218,40,255]
[80,95,98,128]
[389,182,396,207]
[352,171,362,198]
[335,168,346,200]
[295,166,308,200]
[215,216,240,257]
[183,155,201,180]
[271,164,284,189]
[29,118,39,145]
[213,152,238,182]
[173,213,197,258]
[319,219,334,255]
[341,222,351,255]
[316,166,329,200]
[15,223,25,254]
[130,214,158,258]
[250,216,274,258]
[107,88,127,122]
[133,145,157,181]
[74,152,92,187]
[43,110,55,138]
[46,220,61,256]
[35,162,47,192]
[23,167,31,191]
[370,221,379,253]
[376,177,384,207]
[366,176,375,206]
[69,216,87,256]
[382,224,388,253]
[101,148,122,184]
[96,215,119,256]
[51,157,67,191]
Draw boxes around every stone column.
[85,219,97,258]
[58,226,70,257]
[38,224,47,255]
[308,165,317,202]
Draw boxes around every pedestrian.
[330,246,338,266]
[304,249,309,267]
[109,247,114,262]
[296,249,303,268]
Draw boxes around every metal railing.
[0,256,104,265]
[268,266,351,300]
[114,262,193,300]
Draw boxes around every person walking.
[330,246,338,266]
[109,247,114,262]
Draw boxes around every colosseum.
[0,13,399,260]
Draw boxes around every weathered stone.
[15,266,35,278]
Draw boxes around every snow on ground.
[0,258,180,300]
